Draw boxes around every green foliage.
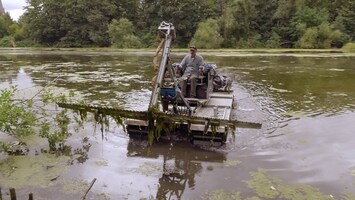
[218,6,238,48]
[15,39,40,47]
[330,30,350,48]
[218,0,279,48]
[296,23,348,48]
[296,27,318,49]
[108,18,141,48]
[21,0,118,47]
[0,13,12,38]
[0,86,75,153]
[190,18,223,49]
[8,23,25,41]
[291,7,329,28]
[1,0,353,48]
[137,0,217,47]
[0,36,11,47]
[265,32,282,48]
[237,35,263,49]
[40,110,71,149]
[335,0,355,40]
[0,12,29,47]
[0,87,36,137]
[342,42,355,52]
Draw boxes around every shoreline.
[1,47,355,58]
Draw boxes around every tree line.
[0,0,355,49]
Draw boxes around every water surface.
[0,49,355,199]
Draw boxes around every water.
[0,49,355,199]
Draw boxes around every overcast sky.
[2,0,27,21]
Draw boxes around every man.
[179,45,204,98]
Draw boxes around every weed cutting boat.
[58,22,261,144]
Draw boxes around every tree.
[0,0,4,14]
[218,0,278,48]
[190,18,223,49]
[0,13,12,38]
[265,32,282,48]
[21,0,118,47]
[137,0,218,47]
[296,23,347,48]
[108,18,141,48]
[13,0,355,48]
[336,0,355,40]
[21,0,64,45]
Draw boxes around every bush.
[16,39,41,47]
[0,87,74,152]
[296,27,319,49]
[236,35,263,48]
[108,18,141,48]
[190,18,223,49]
[265,32,282,48]
[342,43,355,52]
[331,30,350,48]
[296,23,348,49]
[0,36,12,47]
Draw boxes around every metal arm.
[149,22,175,108]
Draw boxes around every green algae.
[223,160,241,168]
[61,179,91,194]
[95,159,109,167]
[61,178,112,200]
[246,169,280,199]
[202,190,242,200]
[297,137,308,145]
[299,155,307,161]
[0,153,70,188]
[343,193,355,200]
[129,162,161,176]
[204,169,348,200]
[351,166,355,177]
[246,169,334,200]
[96,192,111,200]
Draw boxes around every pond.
[0,49,355,199]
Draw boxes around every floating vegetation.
[95,160,109,167]
[129,162,161,176]
[297,137,308,145]
[204,169,352,199]
[299,155,307,161]
[202,190,242,200]
[223,160,241,168]
[96,192,111,200]
[61,179,91,194]
[0,154,70,188]
[246,169,334,199]
[343,193,355,200]
[351,167,355,177]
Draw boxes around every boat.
[58,22,261,144]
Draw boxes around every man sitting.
[179,45,204,98]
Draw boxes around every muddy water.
[1,49,355,199]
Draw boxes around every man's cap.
[189,45,197,51]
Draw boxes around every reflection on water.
[1,50,355,199]
[127,140,226,199]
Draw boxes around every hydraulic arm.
[149,22,176,108]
